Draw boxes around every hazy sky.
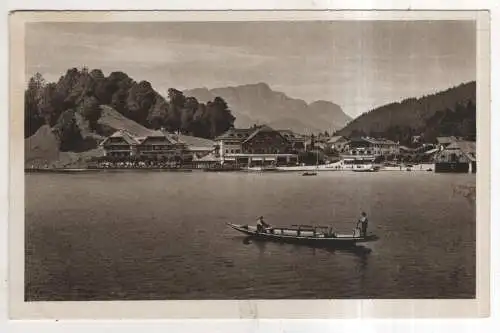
[26,20,476,117]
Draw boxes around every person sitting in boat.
[256,216,271,233]
[356,212,369,237]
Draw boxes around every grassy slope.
[97,105,154,137]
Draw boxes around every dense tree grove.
[52,109,83,152]
[362,100,476,146]
[24,68,236,150]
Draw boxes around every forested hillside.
[337,82,476,145]
[25,67,236,151]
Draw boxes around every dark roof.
[139,130,178,145]
[446,141,476,161]
[215,127,256,141]
[242,125,278,143]
[107,130,140,145]
[277,130,304,141]
[216,125,284,143]
[104,129,179,146]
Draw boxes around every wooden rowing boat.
[226,223,378,247]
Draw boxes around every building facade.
[242,126,291,154]
[100,129,187,160]
[346,137,399,156]
[327,136,350,152]
[278,130,306,152]
[436,136,458,150]
[100,130,140,158]
[137,130,183,159]
[434,140,476,173]
[214,125,299,166]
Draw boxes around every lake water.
[25,171,476,300]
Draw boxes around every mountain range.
[184,83,352,134]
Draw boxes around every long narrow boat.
[226,223,378,247]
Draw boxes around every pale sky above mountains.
[26,20,476,117]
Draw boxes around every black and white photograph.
[10,10,490,318]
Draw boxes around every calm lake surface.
[25,171,476,300]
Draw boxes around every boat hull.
[226,223,378,247]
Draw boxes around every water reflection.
[240,235,372,259]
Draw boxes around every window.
[225,149,229,153]
[230,149,234,153]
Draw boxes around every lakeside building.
[434,140,476,173]
[214,125,299,166]
[172,133,216,159]
[100,130,141,158]
[327,136,350,152]
[277,130,306,152]
[305,134,332,151]
[436,136,458,150]
[101,125,301,166]
[344,137,399,156]
[100,129,188,160]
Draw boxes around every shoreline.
[24,165,442,174]
[24,168,195,173]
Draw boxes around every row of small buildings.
[99,125,305,167]
[99,126,476,171]
[100,126,401,158]
[99,125,400,165]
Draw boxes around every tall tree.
[147,96,169,129]
[79,96,101,130]
[24,73,46,137]
[52,109,83,151]
[180,97,199,134]
[206,96,235,138]
[125,81,156,124]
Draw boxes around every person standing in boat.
[357,212,369,237]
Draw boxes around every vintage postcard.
[9,10,490,319]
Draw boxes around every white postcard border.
[7,9,491,319]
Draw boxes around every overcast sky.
[26,20,476,117]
